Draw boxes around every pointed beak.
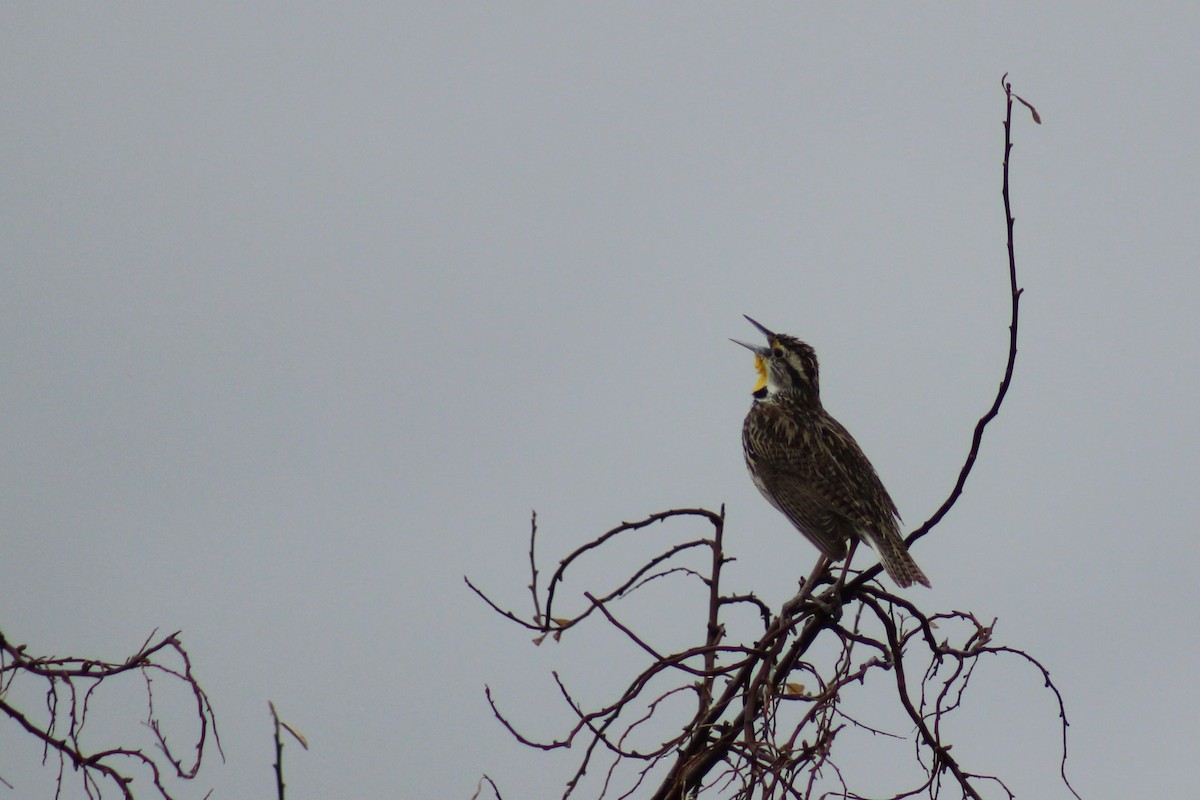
[730,315,774,355]
[729,337,769,356]
[743,315,775,340]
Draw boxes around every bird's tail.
[865,529,931,589]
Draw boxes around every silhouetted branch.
[472,78,1072,800]
[0,629,221,799]
[270,701,309,800]
[471,774,505,800]
[907,73,1039,550]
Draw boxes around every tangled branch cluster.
[0,629,221,799]
[471,504,1077,800]
[470,79,1070,800]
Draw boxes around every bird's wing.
[744,404,851,558]
[766,483,851,559]
[746,402,901,540]
[807,415,902,533]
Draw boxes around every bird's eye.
[772,347,784,358]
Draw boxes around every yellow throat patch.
[752,354,768,393]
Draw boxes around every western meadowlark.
[735,316,930,589]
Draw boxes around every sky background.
[3,4,1198,799]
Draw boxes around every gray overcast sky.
[3,4,1197,798]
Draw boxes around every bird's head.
[732,316,821,402]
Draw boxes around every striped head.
[732,316,821,405]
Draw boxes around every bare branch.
[0,629,219,799]
[472,77,1074,800]
[905,76,1029,555]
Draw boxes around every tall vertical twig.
[269,701,309,800]
[472,77,1062,800]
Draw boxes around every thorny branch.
[0,629,222,799]
[270,700,309,800]
[470,79,1072,800]
[903,71,1039,553]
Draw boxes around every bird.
[734,315,931,589]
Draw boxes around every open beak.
[729,315,774,356]
[733,315,773,395]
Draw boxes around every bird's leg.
[783,555,831,616]
[832,539,860,597]
[803,542,858,619]
[802,554,830,598]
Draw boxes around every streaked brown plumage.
[735,316,930,588]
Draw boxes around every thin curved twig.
[475,78,1064,800]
